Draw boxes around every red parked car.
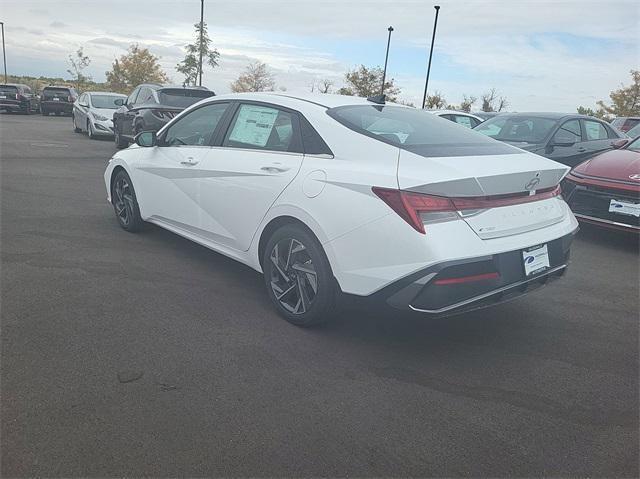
[563,137,640,232]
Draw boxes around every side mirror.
[114,98,125,106]
[611,138,629,149]
[135,131,157,147]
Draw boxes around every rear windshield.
[157,89,214,108]
[91,94,124,109]
[43,88,71,98]
[0,85,18,94]
[475,116,557,143]
[327,105,520,157]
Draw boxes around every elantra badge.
[629,174,640,181]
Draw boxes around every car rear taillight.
[372,187,456,234]
[15,93,20,100]
[67,95,73,102]
[372,185,562,234]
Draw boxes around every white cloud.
[1,0,637,110]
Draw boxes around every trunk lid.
[398,150,570,239]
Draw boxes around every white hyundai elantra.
[104,92,578,326]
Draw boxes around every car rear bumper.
[372,231,574,316]
[563,178,639,233]
[0,101,28,110]
[42,101,73,113]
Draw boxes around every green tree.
[596,70,640,117]
[105,44,169,93]
[230,61,276,92]
[337,65,401,102]
[576,105,607,119]
[176,22,220,86]
[67,47,91,91]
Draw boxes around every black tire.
[263,224,337,326]
[73,114,81,133]
[24,104,31,115]
[114,123,128,149]
[111,169,144,232]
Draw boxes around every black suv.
[41,86,78,116]
[113,84,215,148]
[0,83,40,114]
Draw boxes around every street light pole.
[421,5,440,109]
[380,26,394,95]
[198,0,204,86]
[1,22,7,84]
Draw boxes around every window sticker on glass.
[229,105,279,147]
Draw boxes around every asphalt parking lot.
[1,112,638,477]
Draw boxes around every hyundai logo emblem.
[524,177,541,190]
[629,174,640,181]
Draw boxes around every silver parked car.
[72,92,127,139]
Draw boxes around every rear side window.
[623,119,640,131]
[157,89,214,108]
[453,115,474,128]
[583,120,609,141]
[328,105,520,157]
[224,103,301,153]
[299,115,333,156]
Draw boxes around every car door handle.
[180,159,199,166]
[261,166,290,173]
[576,147,586,152]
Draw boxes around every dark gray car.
[473,112,625,167]
[113,84,215,148]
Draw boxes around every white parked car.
[104,93,578,326]
[73,92,127,139]
[427,109,484,128]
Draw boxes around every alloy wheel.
[113,176,134,227]
[269,238,318,314]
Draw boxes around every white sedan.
[104,93,578,326]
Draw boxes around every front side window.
[475,116,557,143]
[583,120,609,141]
[329,105,520,157]
[553,119,582,143]
[137,88,155,104]
[126,88,140,106]
[224,104,298,152]
[163,102,229,146]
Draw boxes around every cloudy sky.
[2,0,638,111]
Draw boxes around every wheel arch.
[258,216,316,270]
[109,164,131,202]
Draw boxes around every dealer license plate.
[522,244,550,277]
[0,95,6,99]
[53,97,60,101]
[609,199,640,218]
